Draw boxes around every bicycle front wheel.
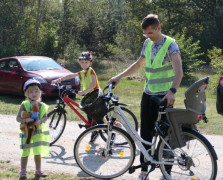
[104,106,138,131]
[157,128,218,180]
[74,125,136,179]
[46,110,66,146]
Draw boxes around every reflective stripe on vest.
[20,100,50,157]
[80,67,99,91]
[145,35,175,93]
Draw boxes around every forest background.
[0,0,223,87]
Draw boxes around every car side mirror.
[11,66,20,72]
[60,64,65,68]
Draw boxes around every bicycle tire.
[99,106,138,145]
[74,125,136,179]
[157,128,218,180]
[106,106,138,131]
[46,110,67,146]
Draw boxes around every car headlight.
[33,77,47,83]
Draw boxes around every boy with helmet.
[16,79,50,178]
[51,51,102,142]
[51,51,100,96]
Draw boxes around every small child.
[51,51,103,142]
[16,79,50,178]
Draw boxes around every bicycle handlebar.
[151,96,168,107]
[53,83,79,98]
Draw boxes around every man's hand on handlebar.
[162,91,175,107]
[107,75,121,87]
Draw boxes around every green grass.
[0,60,223,135]
[0,160,96,180]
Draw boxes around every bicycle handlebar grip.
[104,82,116,91]
[151,96,167,107]
[70,89,78,94]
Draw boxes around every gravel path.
[0,114,223,179]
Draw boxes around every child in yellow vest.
[16,79,50,178]
[51,52,102,142]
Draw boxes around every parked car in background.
[0,56,80,97]
[217,75,223,114]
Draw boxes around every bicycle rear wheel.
[157,128,217,180]
[74,125,136,179]
[46,110,66,146]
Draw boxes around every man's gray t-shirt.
[141,36,180,95]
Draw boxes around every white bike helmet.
[23,79,41,92]
[78,52,93,61]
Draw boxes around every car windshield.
[19,57,63,71]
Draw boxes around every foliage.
[173,30,204,78]
[208,47,223,75]
[0,0,223,77]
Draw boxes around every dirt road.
[0,114,223,179]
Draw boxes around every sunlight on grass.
[0,62,222,135]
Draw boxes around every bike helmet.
[23,79,41,92]
[78,52,93,60]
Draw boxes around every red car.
[0,56,80,97]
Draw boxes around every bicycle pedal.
[128,166,135,174]
[78,124,86,128]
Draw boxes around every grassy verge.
[0,78,223,135]
[0,160,97,180]
[0,59,223,135]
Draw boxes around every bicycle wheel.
[157,128,218,180]
[46,110,66,146]
[104,106,138,131]
[74,125,136,179]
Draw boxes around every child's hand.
[34,120,42,126]
[51,79,60,85]
[78,91,85,96]
[25,118,34,124]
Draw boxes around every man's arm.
[163,53,183,106]
[171,53,183,89]
[108,56,145,86]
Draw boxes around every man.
[108,14,183,180]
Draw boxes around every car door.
[0,60,8,92]
[0,59,24,95]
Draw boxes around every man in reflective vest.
[108,14,183,180]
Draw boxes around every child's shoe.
[19,169,27,179]
[35,169,47,177]
[89,131,99,143]
[138,171,149,180]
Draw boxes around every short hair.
[141,14,160,30]
[25,85,41,101]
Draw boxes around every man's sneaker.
[90,131,99,143]
[138,171,149,180]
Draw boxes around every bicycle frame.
[62,95,93,127]
[108,105,178,166]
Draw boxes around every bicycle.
[73,76,218,180]
[46,83,138,146]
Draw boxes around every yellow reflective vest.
[145,35,175,93]
[19,100,50,157]
[80,67,100,91]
